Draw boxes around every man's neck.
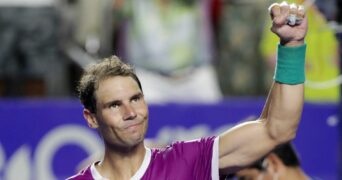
[96,143,147,180]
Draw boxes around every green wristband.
[274,44,306,85]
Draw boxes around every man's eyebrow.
[102,92,143,107]
[130,92,143,100]
[103,99,121,107]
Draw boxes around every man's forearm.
[264,82,304,143]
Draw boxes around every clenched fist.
[268,1,308,46]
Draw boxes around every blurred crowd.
[0,0,340,103]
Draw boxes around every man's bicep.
[217,120,277,172]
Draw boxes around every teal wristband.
[274,44,306,85]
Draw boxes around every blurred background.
[0,0,341,179]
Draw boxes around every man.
[68,1,308,179]
[234,143,314,180]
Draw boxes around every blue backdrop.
[0,98,339,180]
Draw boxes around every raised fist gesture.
[269,1,308,46]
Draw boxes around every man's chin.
[126,135,145,147]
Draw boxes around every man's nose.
[122,104,137,120]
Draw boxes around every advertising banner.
[0,99,339,179]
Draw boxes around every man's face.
[93,76,148,148]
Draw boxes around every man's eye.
[132,98,139,102]
[109,103,120,108]
[132,96,141,102]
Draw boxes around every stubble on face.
[94,76,149,149]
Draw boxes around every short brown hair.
[77,56,142,113]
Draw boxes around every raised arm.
[218,2,307,174]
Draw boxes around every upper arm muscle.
[218,120,277,172]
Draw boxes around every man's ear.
[83,109,99,128]
[267,153,285,174]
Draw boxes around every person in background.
[0,0,69,96]
[234,143,320,180]
[216,0,271,96]
[111,0,222,103]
